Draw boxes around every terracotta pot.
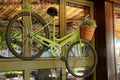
[80,26,95,41]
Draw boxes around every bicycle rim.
[6,12,49,60]
[65,40,97,78]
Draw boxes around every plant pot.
[5,74,19,78]
[80,26,95,41]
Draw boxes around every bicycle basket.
[80,26,95,41]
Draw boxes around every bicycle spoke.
[6,12,49,60]
[65,40,97,78]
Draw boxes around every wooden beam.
[94,0,117,80]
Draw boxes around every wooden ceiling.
[0,0,86,28]
[114,7,120,38]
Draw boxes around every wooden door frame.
[94,0,117,80]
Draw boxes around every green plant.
[81,17,97,28]
[0,30,7,50]
[3,71,22,78]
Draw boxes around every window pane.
[30,68,62,80]
[66,2,90,34]
[66,2,90,80]
[0,70,23,80]
[0,0,60,58]
[114,4,120,80]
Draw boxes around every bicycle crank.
[50,44,61,57]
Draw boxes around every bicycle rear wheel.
[6,12,49,60]
[65,40,97,78]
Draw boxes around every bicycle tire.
[6,12,49,60]
[65,40,97,78]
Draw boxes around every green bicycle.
[5,2,97,78]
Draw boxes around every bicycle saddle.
[47,7,58,17]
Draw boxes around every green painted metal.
[29,15,81,57]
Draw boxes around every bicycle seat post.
[47,7,58,41]
[47,7,58,17]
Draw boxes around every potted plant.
[80,17,97,41]
[3,71,22,78]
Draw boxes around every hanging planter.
[80,26,95,41]
[80,17,97,41]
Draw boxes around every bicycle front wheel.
[6,12,49,60]
[65,40,97,78]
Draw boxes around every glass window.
[114,4,120,80]
[0,0,60,58]
[30,68,62,80]
[66,2,90,34]
[0,0,94,80]
[0,70,23,80]
[66,2,91,80]
[34,0,60,57]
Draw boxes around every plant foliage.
[81,16,97,28]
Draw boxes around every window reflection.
[30,68,62,80]
[66,2,90,80]
[66,2,90,34]
[0,70,23,80]
[0,0,60,58]
[30,68,83,80]
[114,4,120,80]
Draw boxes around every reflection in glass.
[114,5,120,80]
[0,30,14,57]
[0,0,60,58]
[0,70,23,80]
[66,2,90,34]
[66,2,90,80]
[30,68,62,80]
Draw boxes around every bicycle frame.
[30,16,81,56]
[5,1,97,77]
[20,1,82,57]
